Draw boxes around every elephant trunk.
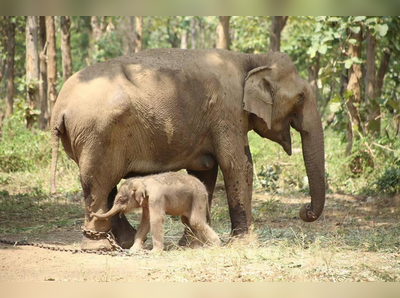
[91,205,122,220]
[298,106,326,222]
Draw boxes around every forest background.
[1,16,398,196]
[0,16,399,282]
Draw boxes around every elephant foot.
[178,232,203,249]
[80,235,112,251]
[110,214,137,249]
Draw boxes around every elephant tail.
[50,113,65,195]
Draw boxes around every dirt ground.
[1,192,399,282]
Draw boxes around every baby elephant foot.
[151,244,164,253]
[178,231,203,248]
[130,241,144,251]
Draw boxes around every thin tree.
[345,27,363,156]
[216,16,230,50]
[5,17,16,120]
[61,16,72,82]
[135,16,143,53]
[38,16,48,130]
[190,17,197,49]
[0,16,6,84]
[121,16,135,55]
[89,16,106,64]
[308,52,320,101]
[376,48,391,98]
[270,16,288,52]
[46,16,57,118]
[181,28,188,49]
[365,27,380,135]
[199,19,205,49]
[26,16,40,129]
[0,17,7,130]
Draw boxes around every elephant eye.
[295,92,305,105]
[118,195,128,204]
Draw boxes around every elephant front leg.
[132,207,150,250]
[149,206,166,252]
[217,143,253,237]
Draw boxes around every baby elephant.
[91,172,221,252]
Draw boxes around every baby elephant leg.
[149,206,165,252]
[132,207,150,251]
[188,215,221,247]
[180,216,203,248]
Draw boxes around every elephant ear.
[133,184,146,206]
[243,66,274,130]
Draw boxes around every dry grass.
[1,128,399,281]
[2,179,399,281]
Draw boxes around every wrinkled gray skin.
[91,172,221,252]
[51,49,325,250]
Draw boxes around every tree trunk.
[308,52,320,102]
[121,16,135,55]
[61,16,72,82]
[91,16,105,40]
[376,48,391,98]
[135,16,143,53]
[199,19,205,49]
[46,16,58,118]
[345,27,363,156]
[90,16,106,63]
[5,17,16,120]
[216,16,230,50]
[190,18,197,49]
[38,16,48,130]
[270,16,288,52]
[26,16,40,130]
[0,17,6,130]
[181,29,188,49]
[0,16,6,84]
[365,28,380,135]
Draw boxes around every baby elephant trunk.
[91,205,122,220]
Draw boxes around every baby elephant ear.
[243,66,274,130]
[133,186,146,206]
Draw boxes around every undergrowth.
[1,118,399,281]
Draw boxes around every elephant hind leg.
[79,159,136,250]
[179,164,219,247]
[80,178,114,250]
[188,216,220,247]
[108,186,136,249]
[179,216,203,248]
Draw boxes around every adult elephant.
[51,49,325,250]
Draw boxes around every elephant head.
[91,180,147,220]
[244,52,325,222]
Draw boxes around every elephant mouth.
[282,139,292,156]
[281,123,293,156]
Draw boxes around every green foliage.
[230,16,269,53]
[257,165,280,192]
[0,102,50,172]
[0,16,399,201]
[372,165,400,196]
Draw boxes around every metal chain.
[0,227,132,256]
[81,226,126,253]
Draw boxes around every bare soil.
[1,192,399,282]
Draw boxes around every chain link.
[0,227,132,256]
[81,226,126,253]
